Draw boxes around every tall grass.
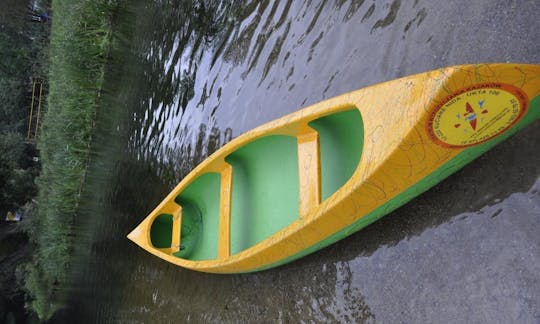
[23,0,125,320]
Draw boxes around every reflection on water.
[61,0,540,322]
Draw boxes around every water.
[62,0,540,322]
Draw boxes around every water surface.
[65,0,540,322]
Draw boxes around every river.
[63,0,540,322]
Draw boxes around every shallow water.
[64,0,540,322]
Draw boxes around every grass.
[22,0,125,320]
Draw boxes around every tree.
[0,0,36,134]
[0,133,35,216]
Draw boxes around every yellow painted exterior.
[128,63,540,273]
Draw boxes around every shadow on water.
[60,0,540,322]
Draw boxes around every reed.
[22,0,124,320]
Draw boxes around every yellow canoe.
[128,63,540,273]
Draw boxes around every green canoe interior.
[149,108,364,260]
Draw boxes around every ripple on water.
[371,0,402,33]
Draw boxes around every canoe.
[128,63,540,273]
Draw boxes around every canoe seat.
[150,204,183,253]
[297,125,321,217]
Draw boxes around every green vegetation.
[17,0,125,320]
[0,1,49,322]
[0,134,39,215]
[0,0,50,134]
[3,0,236,321]
[0,0,246,321]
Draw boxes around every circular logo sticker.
[427,83,528,148]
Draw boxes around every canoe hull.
[128,63,540,273]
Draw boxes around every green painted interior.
[150,214,173,248]
[172,201,202,259]
[174,172,221,260]
[226,135,299,255]
[248,95,540,272]
[309,108,364,200]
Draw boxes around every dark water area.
[62,0,540,322]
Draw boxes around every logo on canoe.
[427,83,527,148]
